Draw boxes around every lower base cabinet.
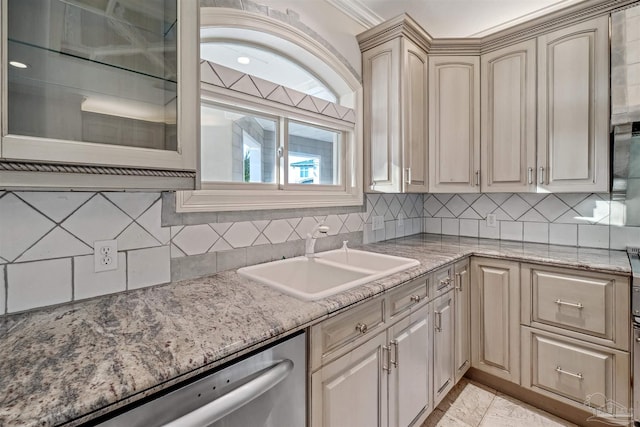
[432,291,454,407]
[521,327,630,416]
[311,330,389,427]
[389,304,432,427]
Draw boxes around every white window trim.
[176,7,363,213]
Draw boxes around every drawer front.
[388,275,428,317]
[433,265,454,297]
[319,298,385,356]
[533,269,610,337]
[522,264,629,350]
[522,327,629,415]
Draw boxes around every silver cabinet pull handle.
[454,273,461,291]
[370,180,376,190]
[439,277,451,289]
[355,323,368,334]
[410,295,421,303]
[527,167,533,184]
[163,359,293,427]
[555,299,583,309]
[636,337,640,343]
[405,168,412,184]
[555,366,583,380]
[390,340,399,368]
[539,166,545,184]
[435,311,442,332]
[382,345,392,373]
[475,170,480,186]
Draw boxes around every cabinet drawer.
[521,264,629,350]
[432,265,454,297]
[313,297,385,361]
[387,275,429,318]
[521,327,630,415]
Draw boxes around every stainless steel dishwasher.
[92,331,306,427]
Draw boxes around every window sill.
[175,188,363,212]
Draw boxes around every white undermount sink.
[237,248,420,300]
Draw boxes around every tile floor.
[422,379,578,427]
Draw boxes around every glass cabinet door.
[1,0,198,186]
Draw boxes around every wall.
[423,192,640,250]
[4,189,640,317]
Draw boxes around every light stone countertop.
[0,234,631,426]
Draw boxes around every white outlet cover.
[486,213,497,228]
[372,216,384,231]
[94,240,118,272]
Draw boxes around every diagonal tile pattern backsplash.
[422,192,639,249]
[2,189,638,316]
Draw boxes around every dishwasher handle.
[162,359,294,427]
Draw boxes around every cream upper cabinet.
[428,55,480,193]
[0,0,199,190]
[362,33,428,193]
[536,15,609,192]
[480,40,537,193]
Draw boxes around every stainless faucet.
[305,223,330,258]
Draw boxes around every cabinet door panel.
[471,258,520,383]
[433,292,454,406]
[481,40,536,192]
[364,40,401,192]
[311,331,388,427]
[537,16,609,192]
[389,305,431,427]
[404,42,428,192]
[429,56,480,193]
[454,260,470,382]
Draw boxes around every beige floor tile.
[478,394,578,427]
[422,409,473,427]
[436,379,496,427]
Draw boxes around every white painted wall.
[257,0,366,74]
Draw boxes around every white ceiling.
[329,0,589,37]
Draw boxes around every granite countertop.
[0,234,631,426]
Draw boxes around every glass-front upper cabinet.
[0,0,198,190]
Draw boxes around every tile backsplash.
[2,189,639,316]
[423,192,640,250]
[1,190,404,315]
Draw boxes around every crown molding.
[357,13,433,53]
[357,0,640,55]
[326,0,384,29]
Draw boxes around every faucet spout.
[305,223,329,258]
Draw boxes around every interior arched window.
[176,7,362,213]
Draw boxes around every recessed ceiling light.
[237,56,250,65]
[9,61,28,69]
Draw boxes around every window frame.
[177,7,363,214]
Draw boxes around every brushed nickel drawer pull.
[439,277,451,288]
[555,366,583,380]
[454,273,461,291]
[355,323,368,334]
[391,340,399,368]
[410,295,421,303]
[527,167,533,184]
[382,345,392,373]
[555,299,584,309]
[539,166,545,185]
[435,311,442,332]
[636,337,640,343]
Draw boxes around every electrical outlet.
[94,240,118,272]
[397,215,405,230]
[372,215,384,231]
[486,213,497,228]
